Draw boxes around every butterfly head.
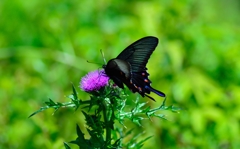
[102,64,107,69]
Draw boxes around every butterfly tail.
[145,86,165,97]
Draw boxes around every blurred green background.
[1,0,240,148]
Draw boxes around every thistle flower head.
[80,70,109,92]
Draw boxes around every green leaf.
[70,125,91,148]
[28,106,49,118]
[28,98,54,118]
[45,98,57,107]
[137,136,153,146]
[70,84,81,111]
[63,142,71,149]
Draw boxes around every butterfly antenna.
[86,60,102,65]
[100,49,107,65]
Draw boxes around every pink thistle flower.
[80,70,109,92]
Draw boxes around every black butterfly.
[103,36,165,101]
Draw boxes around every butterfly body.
[104,58,131,88]
[103,36,165,101]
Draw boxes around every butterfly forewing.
[116,36,158,72]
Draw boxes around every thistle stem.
[102,98,112,148]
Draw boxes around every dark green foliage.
[30,84,173,148]
[64,142,71,149]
